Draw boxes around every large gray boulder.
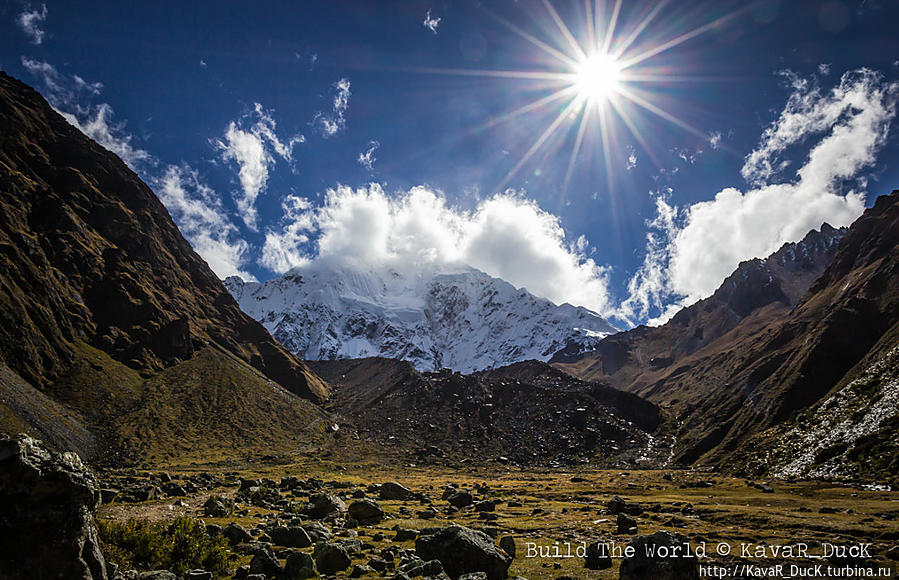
[619,531,699,580]
[303,492,347,520]
[416,525,511,580]
[0,434,108,579]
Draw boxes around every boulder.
[498,536,516,559]
[447,491,474,508]
[301,520,332,542]
[248,544,282,577]
[584,542,612,570]
[314,541,353,575]
[619,531,699,580]
[137,572,176,580]
[348,498,385,524]
[0,434,108,580]
[617,513,638,534]
[303,492,347,520]
[284,550,317,579]
[223,522,253,545]
[416,525,512,580]
[380,481,413,500]
[269,525,312,548]
[607,496,642,516]
[202,495,234,517]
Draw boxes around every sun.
[573,52,622,103]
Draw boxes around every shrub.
[98,516,231,576]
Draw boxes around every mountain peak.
[226,262,617,373]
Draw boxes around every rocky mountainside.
[555,194,899,483]
[0,72,330,464]
[310,357,671,467]
[226,263,617,373]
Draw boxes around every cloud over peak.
[261,184,614,316]
[624,68,897,324]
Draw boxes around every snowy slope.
[225,263,617,373]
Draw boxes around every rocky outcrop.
[315,357,668,467]
[415,525,512,580]
[0,433,107,579]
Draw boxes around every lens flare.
[574,52,622,102]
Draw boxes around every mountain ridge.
[0,71,330,464]
[226,262,617,373]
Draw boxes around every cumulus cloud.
[217,103,302,230]
[156,166,254,281]
[263,184,614,315]
[626,68,897,320]
[423,9,441,34]
[312,78,351,137]
[357,140,380,171]
[260,195,313,274]
[17,4,48,45]
[708,131,723,150]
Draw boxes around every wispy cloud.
[260,195,314,274]
[217,103,303,230]
[625,146,637,170]
[17,4,48,45]
[21,57,149,170]
[624,68,897,323]
[312,78,351,137]
[423,9,441,34]
[357,140,380,171]
[156,166,254,280]
[708,130,723,150]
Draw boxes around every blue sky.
[2,0,898,326]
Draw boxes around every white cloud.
[626,68,897,317]
[19,58,150,169]
[156,166,254,281]
[357,140,380,171]
[708,130,723,150]
[17,4,48,45]
[217,103,302,230]
[312,78,351,137]
[60,104,152,170]
[260,195,314,274]
[264,184,614,315]
[423,9,441,34]
[818,63,831,76]
[626,146,637,170]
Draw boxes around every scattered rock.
[416,525,512,580]
[314,541,353,575]
[202,495,233,517]
[584,541,612,570]
[380,481,414,500]
[499,536,516,559]
[284,550,317,579]
[606,496,642,516]
[223,522,253,545]
[619,531,699,580]
[348,498,385,524]
[137,572,176,580]
[304,492,347,520]
[248,544,282,578]
[183,571,213,580]
[617,513,638,534]
[394,527,419,542]
[447,491,475,508]
[0,434,108,580]
[269,525,312,548]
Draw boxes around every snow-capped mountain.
[225,263,617,373]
